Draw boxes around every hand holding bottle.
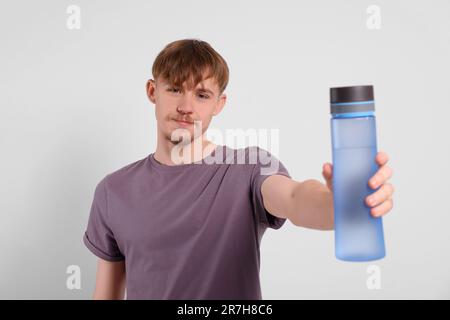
[322,151,395,218]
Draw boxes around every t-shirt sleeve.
[83,177,125,262]
[250,147,292,230]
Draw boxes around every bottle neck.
[330,100,375,119]
[332,111,375,119]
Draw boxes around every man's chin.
[166,130,195,145]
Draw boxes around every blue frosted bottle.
[330,85,386,262]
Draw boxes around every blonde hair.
[152,39,229,95]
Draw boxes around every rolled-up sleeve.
[250,147,291,230]
[83,177,125,262]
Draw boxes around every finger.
[369,165,393,189]
[366,183,395,207]
[370,197,394,217]
[376,151,389,166]
[322,163,333,178]
[322,162,332,172]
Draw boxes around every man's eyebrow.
[162,81,216,96]
[196,87,215,96]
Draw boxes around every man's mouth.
[173,118,194,126]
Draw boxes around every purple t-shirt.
[83,144,291,299]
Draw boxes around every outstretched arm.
[261,175,334,230]
[261,151,394,231]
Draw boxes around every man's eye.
[168,88,181,93]
[198,93,210,99]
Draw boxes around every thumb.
[322,162,333,179]
[322,162,333,190]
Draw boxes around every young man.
[83,39,395,300]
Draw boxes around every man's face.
[146,76,226,144]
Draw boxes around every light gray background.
[1,0,449,299]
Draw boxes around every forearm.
[93,259,126,300]
[287,179,334,230]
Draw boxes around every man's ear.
[213,93,227,116]
[146,79,156,104]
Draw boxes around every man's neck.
[154,134,217,166]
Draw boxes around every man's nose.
[177,92,196,114]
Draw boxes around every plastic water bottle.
[329,85,386,262]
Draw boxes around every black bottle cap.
[330,85,374,104]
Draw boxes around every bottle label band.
[330,101,375,114]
